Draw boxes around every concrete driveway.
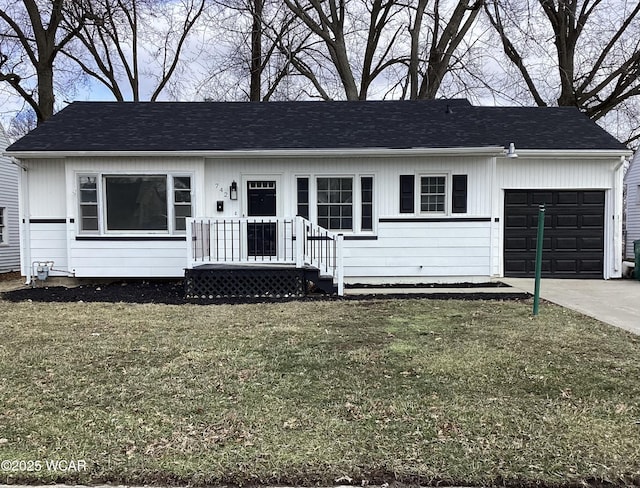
[501,277,640,335]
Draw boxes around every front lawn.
[0,298,639,486]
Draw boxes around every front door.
[247,181,277,256]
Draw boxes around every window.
[361,176,373,231]
[0,207,6,244]
[106,176,167,230]
[78,174,192,233]
[79,176,99,231]
[420,176,446,213]
[317,177,353,230]
[296,177,309,219]
[173,177,192,231]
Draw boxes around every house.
[0,123,20,274]
[625,152,640,261]
[4,100,631,294]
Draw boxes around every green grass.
[0,298,639,486]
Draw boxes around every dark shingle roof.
[6,99,628,153]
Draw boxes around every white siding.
[0,125,20,273]
[27,223,69,276]
[27,159,67,217]
[343,220,491,283]
[497,158,617,189]
[625,153,640,259]
[69,240,187,277]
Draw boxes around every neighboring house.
[5,100,631,292]
[625,151,640,260]
[0,123,20,274]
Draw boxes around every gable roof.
[6,99,628,154]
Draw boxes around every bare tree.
[61,0,206,101]
[409,0,484,99]
[0,0,92,123]
[485,0,640,144]
[192,0,315,101]
[280,0,486,101]
[282,0,405,100]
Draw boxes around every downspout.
[489,154,499,277]
[14,158,31,285]
[611,156,626,277]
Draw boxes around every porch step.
[304,268,338,295]
[184,264,337,299]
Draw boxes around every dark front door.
[247,181,277,256]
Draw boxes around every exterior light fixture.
[230,180,238,200]
[506,142,518,158]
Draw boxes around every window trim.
[76,172,193,236]
[78,175,99,233]
[0,207,7,246]
[419,174,448,214]
[316,176,354,231]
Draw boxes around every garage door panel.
[505,192,528,205]
[556,237,578,250]
[504,190,604,278]
[581,237,603,249]
[582,214,604,227]
[504,258,527,273]
[557,192,579,205]
[556,214,578,228]
[582,191,605,205]
[554,260,578,272]
[506,237,527,249]
[526,237,552,250]
[580,259,603,272]
[505,215,528,228]
[531,191,554,204]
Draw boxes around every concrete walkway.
[501,277,640,335]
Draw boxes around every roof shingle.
[6,99,628,152]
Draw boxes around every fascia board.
[4,146,506,159]
[502,149,633,159]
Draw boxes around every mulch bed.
[1,279,530,305]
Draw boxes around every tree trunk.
[250,0,263,101]
[36,64,55,123]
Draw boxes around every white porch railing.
[186,216,344,295]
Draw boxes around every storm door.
[247,181,277,256]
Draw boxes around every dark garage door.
[504,190,605,278]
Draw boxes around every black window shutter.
[452,174,468,213]
[400,175,414,213]
[296,177,309,219]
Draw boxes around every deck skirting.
[185,265,308,298]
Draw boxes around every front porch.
[185,217,344,297]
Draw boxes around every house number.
[214,183,229,198]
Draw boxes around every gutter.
[502,149,633,159]
[5,147,632,160]
[4,146,507,159]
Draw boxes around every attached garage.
[504,190,605,278]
